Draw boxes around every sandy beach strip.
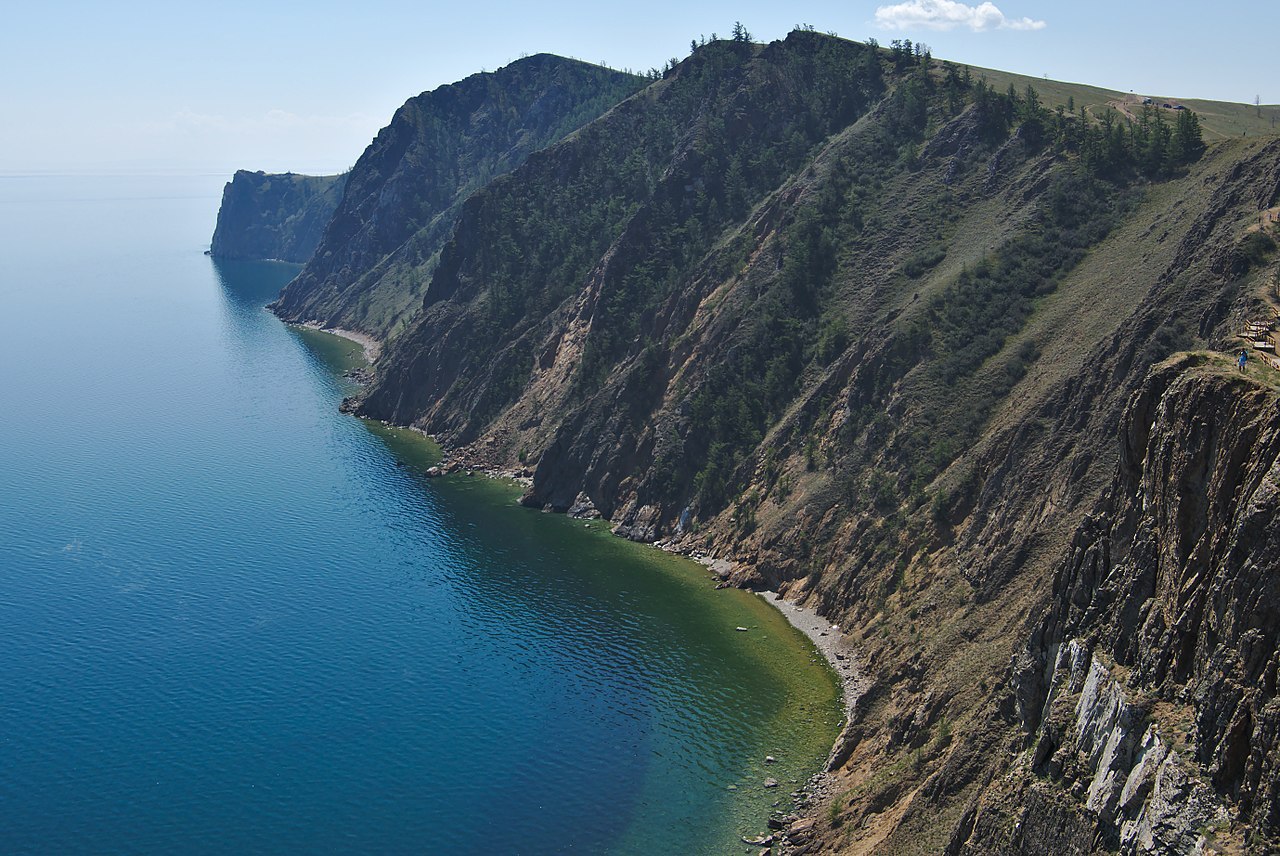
[689,557,866,725]
[295,321,382,363]
[756,590,866,724]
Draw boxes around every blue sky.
[2,0,1275,174]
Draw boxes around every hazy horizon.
[4,0,1275,176]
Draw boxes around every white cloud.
[874,0,1047,32]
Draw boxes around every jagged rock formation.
[210,170,347,262]
[263,30,1280,854]
[267,54,645,340]
[801,138,1280,854]
[952,356,1280,854]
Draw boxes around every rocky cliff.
[294,30,1280,853]
[948,355,1280,854]
[209,170,346,262]
[267,54,645,340]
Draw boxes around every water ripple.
[0,175,840,856]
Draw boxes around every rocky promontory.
[266,54,647,341]
[210,170,347,263]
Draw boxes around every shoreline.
[685,557,867,835]
[755,589,866,726]
[748,584,868,834]
[681,557,865,728]
[340,411,861,833]
[293,320,382,363]
[407,442,867,764]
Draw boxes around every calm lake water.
[0,174,840,854]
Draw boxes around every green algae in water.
[290,325,370,375]
[357,425,843,853]
[294,322,842,853]
[363,420,443,470]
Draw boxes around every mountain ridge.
[212,32,1280,853]
[266,53,646,340]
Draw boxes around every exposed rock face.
[823,143,1280,853]
[209,170,347,262]
[268,54,644,340]
[968,358,1280,854]
[276,30,1280,853]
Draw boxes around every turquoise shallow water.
[0,175,840,854]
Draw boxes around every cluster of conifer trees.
[934,63,1206,177]
[449,29,1213,513]
[678,33,1209,512]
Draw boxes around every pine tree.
[1017,85,1046,150]
[1171,107,1205,165]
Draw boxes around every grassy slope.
[822,135,1280,854]
[973,65,1280,141]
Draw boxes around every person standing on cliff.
[1238,348,1249,371]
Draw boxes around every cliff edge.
[950,355,1280,854]
[267,54,645,341]
[209,170,346,263]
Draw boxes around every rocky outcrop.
[210,170,346,262]
[942,357,1280,855]
[268,54,644,340]
[269,28,1280,852]
[1031,359,1276,848]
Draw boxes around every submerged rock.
[785,817,815,843]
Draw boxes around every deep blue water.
[0,175,839,854]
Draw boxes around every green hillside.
[268,54,646,340]
[975,65,1279,140]
[347,32,1280,854]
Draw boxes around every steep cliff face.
[268,54,644,340]
[209,170,346,262]
[360,33,886,434]
[795,139,1280,854]
[328,31,1280,853]
[947,357,1280,855]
